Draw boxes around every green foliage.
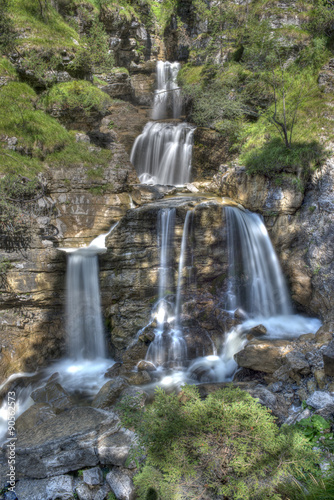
[70,19,114,74]
[241,138,325,179]
[308,0,334,37]
[0,57,17,78]
[43,80,112,115]
[0,0,18,55]
[0,82,70,158]
[295,415,334,451]
[118,384,320,500]
[7,0,79,49]
[46,135,113,169]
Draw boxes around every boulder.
[105,363,123,378]
[76,481,110,500]
[137,360,156,371]
[315,403,334,421]
[246,324,267,337]
[30,382,72,413]
[323,342,334,377]
[92,377,128,409]
[13,478,50,500]
[83,466,103,487]
[46,475,74,500]
[306,391,334,410]
[285,352,310,375]
[122,371,151,385]
[0,407,135,481]
[106,468,135,500]
[234,339,293,374]
[16,403,56,434]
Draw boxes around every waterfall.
[66,254,106,359]
[175,210,192,327]
[130,122,195,185]
[146,208,188,367]
[225,206,292,317]
[187,205,321,384]
[152,61,182,120]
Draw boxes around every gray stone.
[16,403,56,434]
[46,475,74,500]
[83,466,103,486]
[12,478,49,500]
[4,492,16,500]
[247,324,267,337]
[306,391,334,410]
[315,403,334,421]
[106,469,135,500]
[92,377,128,409]
[75,482,110,500]
[75,133,90,144]
[323,342,334,377]
[0,407,135,481]
[137,360,155,371]
[285,408,312,426]
[30,382,72,412]
[285,352,310,375]
[248,385,277,409]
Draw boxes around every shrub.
[118,385,320,500]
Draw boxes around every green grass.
[46,136,113,169]
[177,64,204,86]
[43,80,112,115]
[9,0,79,50]
[0,82,70,157]
[0,57,17,78]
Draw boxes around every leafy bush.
[118,385,320,500]
[295,415,334,452]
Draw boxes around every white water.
[146,209,189,367]
[187,205,322,383]
[0,224,119,444]
[130,121,195,186]
[152,61,182,120]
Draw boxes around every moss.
[43,80,112,115]
[86,166,104,179]
[177,64,204,86]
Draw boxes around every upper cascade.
[152,61,182,120]
[130,121,195,185]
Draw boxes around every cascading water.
[225,207,292,317]
[66,254,106,359]
[152,61,182,120]
[130,60,195,185]
[0,225,119,444]
[146,209,189,368]
[130,122,195,186]
[187,205,321,383]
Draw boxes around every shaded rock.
[15,479,51,500]
[285,352,310,375]
[46,475,74,500]
[0,407,135,480]
[137,360,155,371]
[106,468,135,500]
[314,369,326,389]
[30,382,72,413]
[105,362,123,378]
[315,403,334,421]
[121,340,153,371]
[247,324,267,337]
[248,385,277,409]
[92,377,128,409]
[16,403,56,434]
[83,466,103,486]
[306,391,334,410]
[118,386,148,407]
[323,342,334,377]
[234,339,293,374]
[76,482,111,500]
[122,371,151,385]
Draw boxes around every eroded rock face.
[100,197,228,360]
[213,165,304,215]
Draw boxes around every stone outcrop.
[212,164,305,215]
[0,407,135,481]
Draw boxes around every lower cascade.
[130,121,195,185]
